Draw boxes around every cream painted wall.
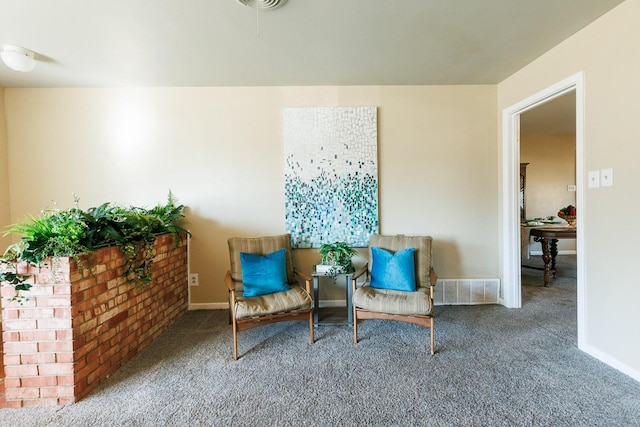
[521,133,576,252]
[2,85,498,306]
[0,88,10,251]
[498,0,640,377]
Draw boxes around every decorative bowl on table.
[558,212,576,226]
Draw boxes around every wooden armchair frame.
[351,235,438,355]
[225,234,314,360]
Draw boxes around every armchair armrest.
[351,263,369,294]
[294,269,311,282]
[225,271,237,321]
[352,264,369,282]
[429,268,438,287]
[225,270,236,292]
[294,269,313,294]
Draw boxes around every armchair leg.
[233,321,239,360]
[430,321,435,356]
[308,311,315,344]
[353,309,359,344]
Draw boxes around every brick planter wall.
[1,233,188,407]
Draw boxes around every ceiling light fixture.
[235,0,287,36]
[1,45,37,72]
[235,0,287,9]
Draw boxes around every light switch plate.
[601,168,613,187]
[588,170,600,188]
[567,184,577,192]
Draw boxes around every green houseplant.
[318,241,358,280]
[1,192,189,303]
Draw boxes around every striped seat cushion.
[353,284,433,316]
[235,285,312,320]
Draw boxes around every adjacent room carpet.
[1,255,639,426]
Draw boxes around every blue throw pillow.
[370,247,417,292]
[240,248,291,297]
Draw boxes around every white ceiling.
[0,0,625,88]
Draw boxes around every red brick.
[3,400,23,408]
[21,376,58,387]
[3,331,20,341]
[22,398,61,407]
[57,375,75,386]
[33,330,58,341]
[1,234,187,407]
[56,352,74,363]
[3,319,37,330]
[6,387,40,399]
[56,329,73,341]
[4,377,21,388]
[41,386,74,398]
[38,341,73,353]
[53,284,72,295]
[2,309,19,319]
[19,307,55,319]
[3,341,38,354]
[109,310,129,327]
[39,363,73,376]
[54,307,72,318]
[21,353,56,365]
[35,296,71,308]
[36,317,72,330]
[4,354,21,366]
[5,364,38,377]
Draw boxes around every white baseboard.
[318,300,346,308]
[189,302,228,310]
[528,250,577,256]
[581,342,640,383]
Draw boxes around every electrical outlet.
[189,273,199,286]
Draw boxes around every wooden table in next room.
[529,226,577,287]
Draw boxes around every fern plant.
[2,191,189,301]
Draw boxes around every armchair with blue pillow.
[352,234,438,355]
[225,233,314,360]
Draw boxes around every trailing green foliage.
[1,192,189,301]
[0,259,32,304]
[318,241,358,280]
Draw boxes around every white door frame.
[500,72,586,348]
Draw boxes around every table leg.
[313,276,319,326]
[345,274,353,325]
[535,236,553,287]
[550,238,558,277]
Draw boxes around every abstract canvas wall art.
[284,106,379,248]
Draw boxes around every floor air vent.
[434,279,500,305]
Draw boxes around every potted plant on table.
[317,241,358,280]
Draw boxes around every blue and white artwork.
[284,106,379,248]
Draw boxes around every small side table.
[312,271,353,326]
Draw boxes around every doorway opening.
[500,72,586,349]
